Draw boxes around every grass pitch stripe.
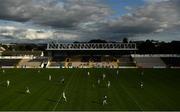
[0,81,5,85]
[119,83,143,111]
[52,74,74,111]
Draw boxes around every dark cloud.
[101,0,180,35]
[76,0,180,39]
[0,0,180,42]
[0,0,111,28]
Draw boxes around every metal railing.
[47,42,137,51]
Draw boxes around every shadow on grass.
[92,100,113,106]
[0,84,7,88]
[92,100,101,105]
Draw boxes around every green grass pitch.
[0,68,180,111]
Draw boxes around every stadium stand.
[0,59,21,67]
[70,56,81,62]
[46,42,137,68]
[72,56,117,68]
[71,62,88,68]
[47,55,120,68]
[49,62,65,67]
[81,56,90,62]
[81,56,101,62]
[2,51,42,56]
[101,56,116,62]
[0,47,6,56]
[117,55,136,66]
[18,58,45,68]
[48,56,66,68]
[133,57,166,68]
[161,57,180,67]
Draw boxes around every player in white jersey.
[117,70,119,75]
[3,69,5,73]
[88,72,90,76]
[141,71,144,76]
[7,80,10,87]
[61,78,65,84]
[62,91,67,102]
[98,79,100,84]
[92,84,95,88]
[103,96,107,105]
[107,81,111,88]
[49,75,52,81]
[26,87,31,94]
[140,82,143,88]
[103,74,106,80]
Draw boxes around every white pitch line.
[52,92,63,111]
[52,74,74,111]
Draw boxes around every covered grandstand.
[45,42,180,68]
[46,42,137,68]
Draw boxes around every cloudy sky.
[0,0,180,43]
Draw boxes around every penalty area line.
[52,74,74,111]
